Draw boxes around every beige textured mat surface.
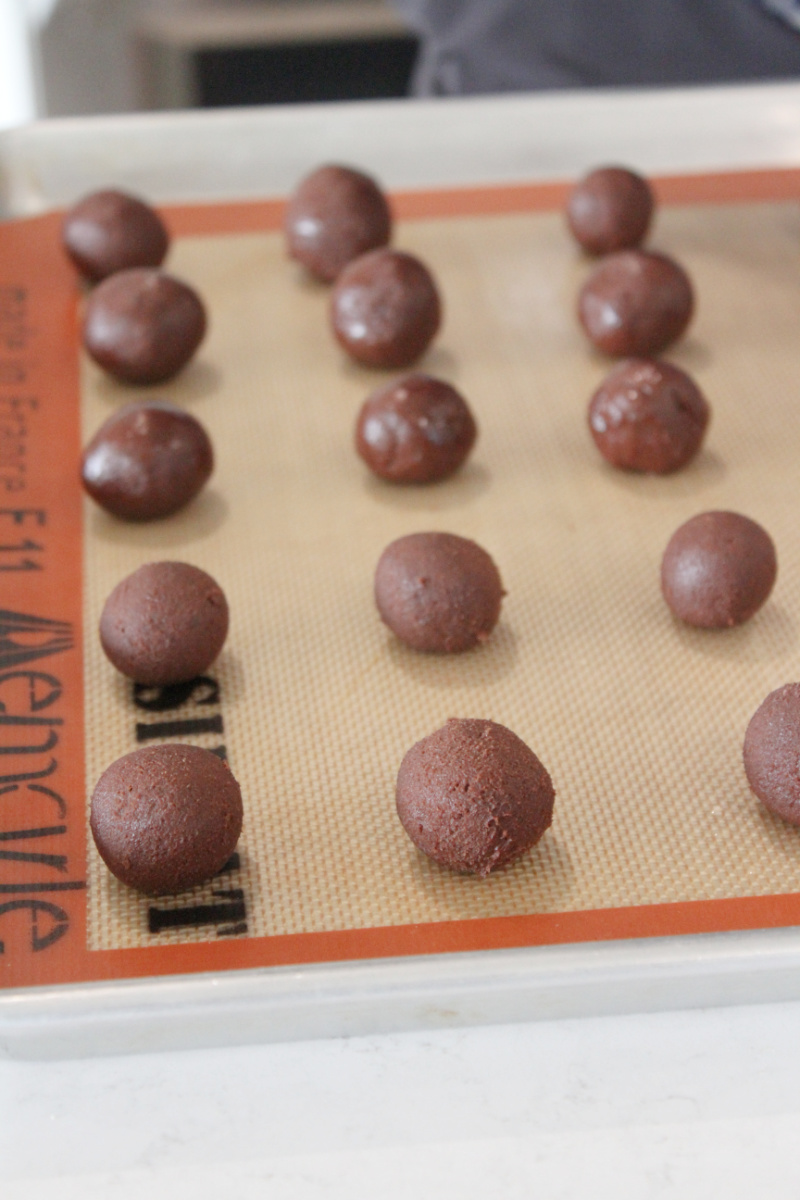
[82,200,800,951]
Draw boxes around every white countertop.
[5,999,800,1197]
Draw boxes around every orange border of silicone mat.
[4,166,800,990]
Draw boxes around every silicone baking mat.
[4,168,800,991]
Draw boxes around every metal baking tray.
[4,84,800,1058]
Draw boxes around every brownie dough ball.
[83,268,207,385]
[331,248,441,369]
[90,744,243,894]
[743,683,800,826]
[396,718,555,876]
[62,189,169,283]
[578,250,694,357]
[588,358,710,474]
[356,373,477,483]
[566,166,654,256]
[100,561,229,685]
[661,511,777,629]
[285,164,392,283]
[375,531,504,653]
[82,401,213,520]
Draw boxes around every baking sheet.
[5,165,800,1048]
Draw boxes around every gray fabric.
[762,0,800,32]
[391,0,800,95]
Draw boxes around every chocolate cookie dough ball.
[566,166,654,256]
[286,164,392,283]
[90,744,243,894]
[100,561,229,685]
[331,248,441,369]
[82,401,213,520]
[396,718,555,876]
[743,683,800,826]
[588,358,710,474]
[356,374,477,483]
[83,268,207,385]
[661,511,777,629]
[375,532,504,653]
[578,250,694,357]
[62,190,169,283]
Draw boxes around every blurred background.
[0,0,420,127]
[4,0,800,131]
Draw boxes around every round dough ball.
[82,401,213,520]
[743,683,800,826]
[330,248,441,369]
[356,373,477,483]
[661,511,777,629]
[100,561,229,685]
[566,166,654,256]
[62,189,169,283]
[588,358,709,474]
[578,249,694,357]
[396,718,555,876]
[90,744,243,894]
[375,531,504,653]
[285,163,391,283]
[83,268,207,385]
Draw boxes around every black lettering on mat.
[148,889,246,935]
[133,676,219,712]
[135,714,223,742]
[132,675,247,940]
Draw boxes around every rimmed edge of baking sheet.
[5,925,800,1058]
